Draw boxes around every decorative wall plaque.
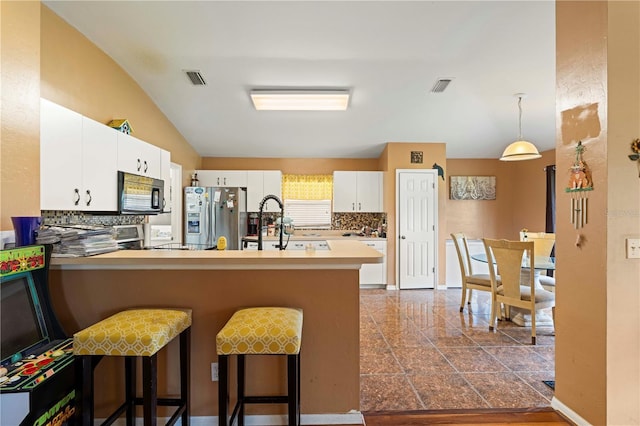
[410,151,423,164]
[450,176,496,200]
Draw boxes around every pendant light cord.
[518,96,524,140]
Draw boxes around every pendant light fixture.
[500,93,542,161]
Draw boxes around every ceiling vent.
[185,70,206,86]
[430,78,453,93]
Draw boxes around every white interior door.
[397,170,437,289]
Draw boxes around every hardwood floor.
[362,407,572,426]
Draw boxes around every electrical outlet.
[626,238,640,259]
[211,362,218,381]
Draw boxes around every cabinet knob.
[144,161,148,173]
[400,235,406,239]
[74,188,80,206]
[137,159,141,171]
[86,190,92,206]
[358,202,362,211]
[352,203,355,211]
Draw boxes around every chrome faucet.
[257,194,285,251]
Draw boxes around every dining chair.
[451,233,495,313]
[483,238,555,345]
[520,231,556,292]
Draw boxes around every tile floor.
[360,288,555,411]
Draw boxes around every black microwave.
[117,171,164,215]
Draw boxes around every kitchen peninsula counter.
[48,239,378,424]
[51,239,382,270]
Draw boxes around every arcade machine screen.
[0,245,75,426]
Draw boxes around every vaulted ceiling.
[44,1,556,159]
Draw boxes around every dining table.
[470,252,556,327]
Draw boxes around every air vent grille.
[431,78,452,93]
[185,70,206,86]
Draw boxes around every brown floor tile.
[360,374,423,411]
[420,327,479,347]
[360,330,389,351]
[361,348,404,374]
[409,373,490,409]
[462,328,521,346]
[516,371,556,401]
[392,347,455,374]
[382,328,433,348]
[483,346,551,372]
[462,372,551,408]
[359,288,555,411]
[437,346,509,373]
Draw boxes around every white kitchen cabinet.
[360,240,387,285]
[247,170,282,212]
[333,171,383,212]
[40,99,118,211]
[196,170,248,188]
[117,132,161,179]
[79,116,118,211]
[160,149,171,212]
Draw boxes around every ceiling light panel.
[250,90,350,111]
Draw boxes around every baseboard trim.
[103,411,364,425]
[551,396,591,426]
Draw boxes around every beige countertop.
[51,239,382,270]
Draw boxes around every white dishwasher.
[360,240,387,287]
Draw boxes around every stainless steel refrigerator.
[184,187,247,250]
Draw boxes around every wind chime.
[566,141,593,229]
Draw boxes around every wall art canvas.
[450,176,496,200]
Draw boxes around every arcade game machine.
[0,245,75,426]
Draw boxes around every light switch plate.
[626,238,640,259]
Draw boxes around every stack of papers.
[37,225,118,257]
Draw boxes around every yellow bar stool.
[73,308,192,426]
[216,307,303,426]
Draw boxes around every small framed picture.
[411,151,423,164]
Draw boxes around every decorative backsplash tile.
[41,211,145,226]
[333,212,386,231]
[259,211,386,232]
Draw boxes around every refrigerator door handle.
[205,199,212,248]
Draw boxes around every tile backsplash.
[248,212,386,231]
[333,212,386,231]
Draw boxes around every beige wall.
[606,2,640,424]
[556,1,640,424]
[201,157,379,174]
[0,1,41,230]
[446,149,555,242]
[39,6,200,188]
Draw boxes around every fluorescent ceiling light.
[250,90,350,111]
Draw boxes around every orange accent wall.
[0,1,41,230]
